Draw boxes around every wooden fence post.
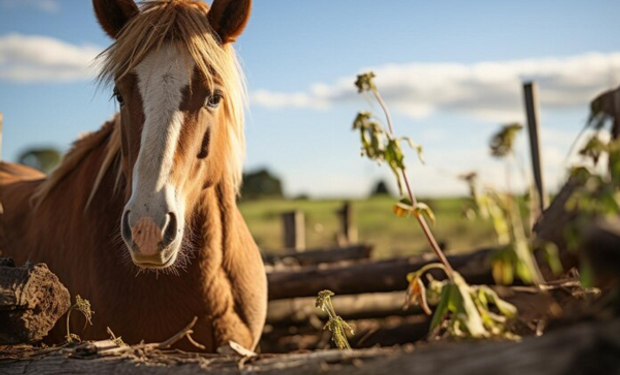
[523,82,549,215]
[336,201,358,246]
[282,210,305,252]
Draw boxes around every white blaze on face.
[126,43,195,231]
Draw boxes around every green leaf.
[430,283,453,331]
[580,260,595,288]
[542,243,563,276]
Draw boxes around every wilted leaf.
[355,72,377,93]
[402,137,425,164]
[452,273,488,338]
[405,274,432,315]
[414,202,436,226]
[490,123,522,158]
[477,286,517,319]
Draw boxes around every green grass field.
[239,196,499,259]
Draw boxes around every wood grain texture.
[0,259,71,345]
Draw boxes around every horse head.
[93,0,250,269]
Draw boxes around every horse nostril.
[122,210,132,243]
[163,212,178,247]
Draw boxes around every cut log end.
[0,259,71,345]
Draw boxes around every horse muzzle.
[121,210,180,268]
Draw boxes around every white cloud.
[252,52,620,123]
[0,0,59,13]
[0,34,102,83]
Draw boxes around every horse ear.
[93,0,139,39]
[208,0,252,44]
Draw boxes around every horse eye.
[113,89,124,106]
[205,92,223,110]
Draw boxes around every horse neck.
[190,177,238,264]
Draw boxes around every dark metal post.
[523,82,549,213]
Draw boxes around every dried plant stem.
[157,316,205,350]
[371,89,455,278]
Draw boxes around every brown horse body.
[0,0,266,352]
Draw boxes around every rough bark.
[533,176,581,252]
[581,217,620,289]
[267,248,495,300]
[0,259,71,345]
[1,318,618,375]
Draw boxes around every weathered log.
[266,282,565,328]
[264,244,372,267]
[0,259,71,345]
[533,176,581,251]
[1,318,619,374]
[581,217,620,290]
[261,315,431,353]
[267,247,495,300]
[267,291,411,326]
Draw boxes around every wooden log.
[267,291,412,326]
[0,259,71,345]
[267,247,495,300]
[264,244,372,267]
[261,315,431,353]
[2,318,619,374]
[581,217,620,289]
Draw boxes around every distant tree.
[240,168,284,200]
[370,180,392,197]
[18,147,62,174]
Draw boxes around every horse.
[0,0,267,352]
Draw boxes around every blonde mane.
[35,0,246,208]
[32,115,122,208]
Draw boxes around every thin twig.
[156,316,205,350]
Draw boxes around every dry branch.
[267,247,495,300]
[0,259,71,345]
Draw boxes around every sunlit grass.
[239,196,498,259]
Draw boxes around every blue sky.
[1,0,619,197]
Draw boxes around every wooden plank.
[281,211,305,252]
[336,201,358,245]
